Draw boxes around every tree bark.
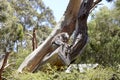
[18,0,82,72]
[0,52,10,80]
[34,44,71,71]
[35,46,68,71]
[32,28,37,51]
[70,0,94,62]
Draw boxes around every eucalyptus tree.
[78,6,120,66]
[18,0,114,72]
[0,0,24,55]
[11,0,56,29]
[9,0,56,50]
[0,0,56,78]
[0,0,23,79]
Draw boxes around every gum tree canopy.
[18,0,113,72]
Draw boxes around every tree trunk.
[0,52,10,80]
[18,0,82,72]
[18,0,102,72]
[70,0,94,62]
[35,46,69,71]
[32,28,37,51]
[34,44,71,71]
[36,0,94,71]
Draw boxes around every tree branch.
[0,52,10,80]
[90,0,102,13]
[92,0,102,8]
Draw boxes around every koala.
[51,32,69,50]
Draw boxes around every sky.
[44,0,115,22]
[44,0,69,22]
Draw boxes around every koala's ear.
[65,33,69,38]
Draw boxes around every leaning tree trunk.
[18,0,102,72]
[18,0,83,72]
[36,0,95,71]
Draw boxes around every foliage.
[0,0,56,52]
[3,65,120,80]
[0,0,24,52]
[10,0,56,29]
[77,6,120,66]
[3,47,120,80]
[0,0,55,79]
[37,26,53,44]
[9,0,56,50]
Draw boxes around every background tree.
[0,0,24,79]
[78,2,120,66]
[9,0,56,51]
[0,0,56,79]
